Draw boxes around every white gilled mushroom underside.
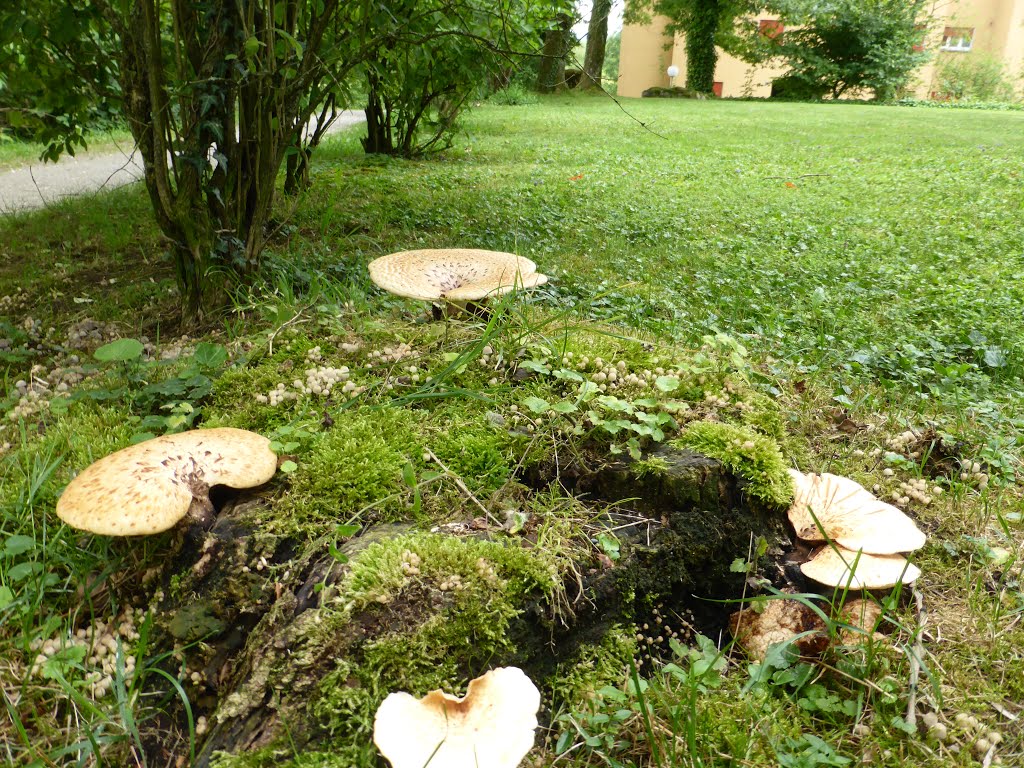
[786,468,925,590]
[786,469,926,555]
[367,248,548,306]
[373,666,540,768]
[56,428,278,536]
[801,546,922,590]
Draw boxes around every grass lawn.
[1,96,1023,767]
[0,127,136,170]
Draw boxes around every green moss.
[673,421,793,507]
[737,393,788,444]
[632,456,670,478]
[209,746,374,768]
[305,531,559,755]
[430,417,516,495]
[549,625,638,711]
[280,407,425,526]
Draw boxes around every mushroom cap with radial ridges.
[787,469,926,554]
[801,545,921,589]
[373,666,540,768]
[56,428,277,536]
[368,248,548,302]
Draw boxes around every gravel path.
[0,111,365,214]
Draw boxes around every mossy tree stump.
[137,446,790,767]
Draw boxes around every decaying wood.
[135,446,789,765]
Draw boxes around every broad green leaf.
[192,342,228,369]
[522,396,550,414]
[94,338,143,362]
[655,375,680,392]
[4,535,36,556]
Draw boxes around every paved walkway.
[0,111,365,214]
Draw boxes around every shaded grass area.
[1,98,1023,767]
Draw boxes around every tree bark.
[536,12,573,93]
[579,0,613,90]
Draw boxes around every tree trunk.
[536,12,573,93]
[579,0,613,90]
[130,446,791,766]
[362,71,394,154]
[685,0,721,94]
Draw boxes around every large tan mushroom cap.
[368,249,548,302]
[801,546,921,589]
[373,666,540,768]
[56,428,277,536]
[729,597,827,661]
[787,469,926,555]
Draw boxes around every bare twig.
[425,448,502,526]
[266,304,314,355]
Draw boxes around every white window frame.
[941,28,973,52]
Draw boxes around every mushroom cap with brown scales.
[801,545,922,590]
[368,248,548,302]
[56,428,278,536]
[373,666,540,768]
[787,469,926,555]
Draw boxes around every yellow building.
[619,1,1024,99]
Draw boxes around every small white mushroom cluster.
[959,460,990,489]
[892,478,941,507]
[156,335,195,361]
[0,286,28,312]
[29,607,145,698]
[886,429,922,456]
[788,469,926,590]
[256,365,364,405]
[951,712,1005,760]
[65,318,121,350]
[367,342,414,364]
[6,389,47,423]
[5,358,90,423]
[400,549,422,576]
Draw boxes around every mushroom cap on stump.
[787,469,926,555]
[368,248,548,302]
[373,666,540,768]
[56,428,277,536]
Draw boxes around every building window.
[940,27,973,52]
[759,19,784,41]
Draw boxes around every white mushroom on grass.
[368,248,548,314]
[787,469,925,554]
[801,546,922,590]
[787,469,926,590]
[56,428,278,536]
[373,666,540,768]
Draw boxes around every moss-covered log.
[136,446,789,767]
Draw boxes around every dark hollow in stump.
[136,446,790,766]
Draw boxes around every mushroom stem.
[186,493,216,529]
